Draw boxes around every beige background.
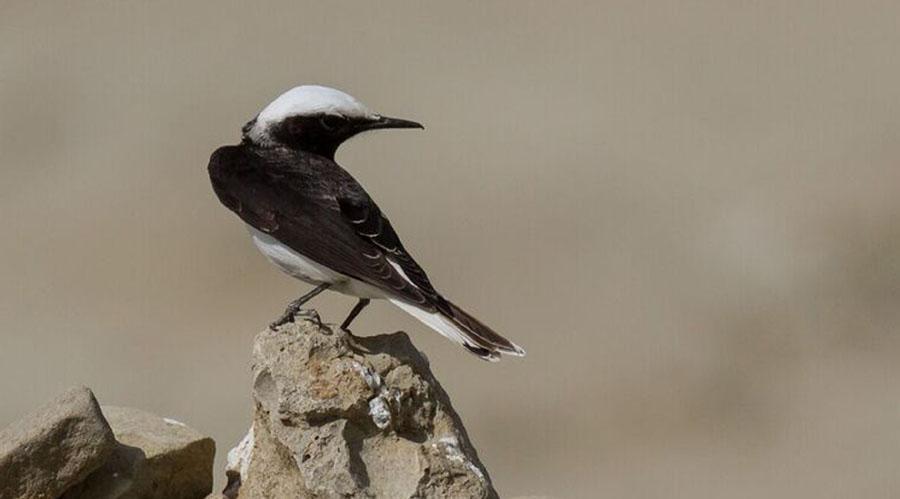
[2,1,900,497]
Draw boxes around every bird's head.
[242,85,423,157]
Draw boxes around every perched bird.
[208,85,524,361]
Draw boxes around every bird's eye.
[320,114,347,131]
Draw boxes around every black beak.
[363,116,424,131]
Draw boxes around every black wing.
[335,191,523,357]
[208,145,437,309]
[336,194,449,308]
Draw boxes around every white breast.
[246,225,388,299]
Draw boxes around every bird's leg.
[340,298,370,333]
[270,283,330,330]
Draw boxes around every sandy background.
[2,1,900,497]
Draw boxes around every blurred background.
[2,1,900,497]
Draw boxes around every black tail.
[443,300,526,361]
[390,297,526,361]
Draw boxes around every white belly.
[247,225,388,299]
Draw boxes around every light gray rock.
[0,386,117,499]
[62,406,214,499]
[223,315,498,498]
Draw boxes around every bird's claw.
[269,306,322,331]
[270,304,301,330]
[269,315,291,331]
[296,308,322,326]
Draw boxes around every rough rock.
[62,406,215,499]
[0,386,117,499]
[223,314,498,498]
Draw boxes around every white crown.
[247,85,379,145]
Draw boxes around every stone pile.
[0,387,214,499]
[0,312,498,498]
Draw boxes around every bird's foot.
[295,308,323,327]
[269,284,331,330]
[269,305,322,331]
[269,312,294,331]
[269,301,302,330]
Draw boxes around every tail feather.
[389,298,525,361]
[444,300,526,356]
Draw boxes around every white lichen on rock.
[349,360,382,391]
[163,417,187,427]
[368,397,392,430]
[226,424,255,481]
[435,436,486,480]
[349,359,397,430]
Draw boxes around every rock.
[222,315,498,498]
[62,406,215,499]
[0,386,117,499]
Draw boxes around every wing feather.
[208,145,431,308]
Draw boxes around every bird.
[208,85,524,361]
